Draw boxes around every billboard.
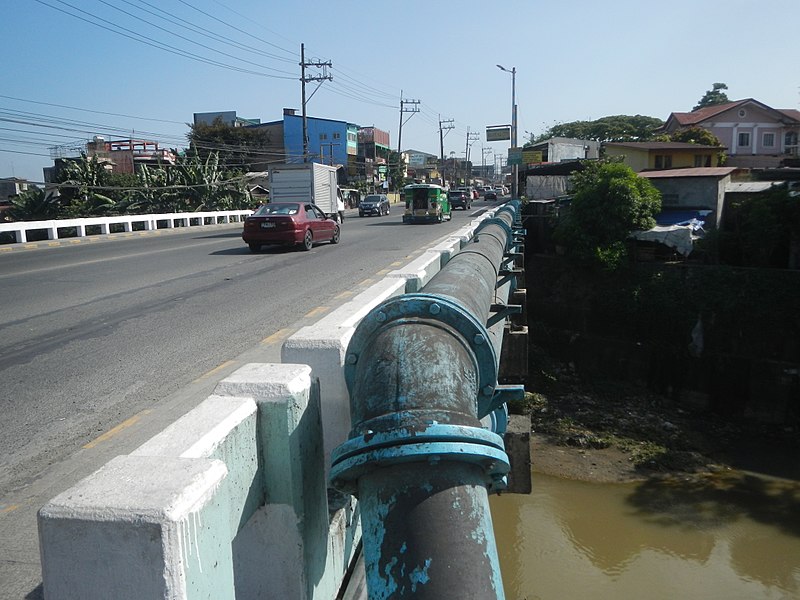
[522,150,543,165]
[507,147,523,165]
[486,126,511,142]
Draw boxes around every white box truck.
[268,162,345,222]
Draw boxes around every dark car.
[242,202,340,252]
[447,190,471,210]
[359,194,390,217]
[484,189,498,201]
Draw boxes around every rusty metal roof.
[639,167,737,179]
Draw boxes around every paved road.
[0,200,497,598]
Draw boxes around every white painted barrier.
[38,211,496,599]
[0,210,252,244]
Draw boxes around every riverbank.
[521,345,800,484]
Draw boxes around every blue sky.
[2,0,798,183]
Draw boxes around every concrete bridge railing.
[0,210,253,244]
[38,215,496,599]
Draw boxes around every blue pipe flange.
[330,423,510,495]
[345,293,499,418]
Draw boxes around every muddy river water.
[490,471,800,599]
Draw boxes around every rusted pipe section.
[331,202,523,599]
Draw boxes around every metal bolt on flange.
[346,353,358,365]
[474,333,485,345]
[429,303,441,315]
[376,311,387,323]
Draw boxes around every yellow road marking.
[359,278,375,286]
[48,242,60,247]
[304,306,329,318]
[24,244,38,250]
[0,504,21,514]
[193,360,236,382]
[390,261,404,266]
[334,290,354,300]
[261,328,291,345]
[69,239,82,244]
[0,247,12,252]
[83,410,153,449]
[376,269,391,276]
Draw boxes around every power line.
[33,0,296,79]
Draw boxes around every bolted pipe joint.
[331,292,510,599]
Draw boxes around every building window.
[738,132,750,147]
[654,155,672,169]
[693,154,712,167]
[763,133,775,148]
[786,131,798,147]
[320,133,327,140]
[333,132,341,139]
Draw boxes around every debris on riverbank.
[515,345,799,484]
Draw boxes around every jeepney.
[402,184,452,224]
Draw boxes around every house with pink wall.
[662,99,800,169]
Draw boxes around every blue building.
[255,109,358,174]
[283,109,358,170]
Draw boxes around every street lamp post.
[496,64,517,197]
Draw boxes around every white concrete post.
[39,455,233,600]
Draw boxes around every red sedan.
[242,202,340,252]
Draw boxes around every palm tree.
[57,153,116,217]
[5,187,62,222]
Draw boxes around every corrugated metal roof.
[639,167,737,179]
[725,181,783,193]
[605,141,724,150]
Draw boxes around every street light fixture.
[496,64,517,197]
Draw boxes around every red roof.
[668,99,800,127]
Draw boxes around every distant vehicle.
[242,202,340,252]
[499,185,509,195]
[268,162,345,222]
[484,189,498,201]
[359,194,390,217]
[476,186,487,197]
[340,188,361,209]
[447,189,471,210]
[403,184,451,223]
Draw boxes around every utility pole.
[439,116,454,186]
[397,92,420,159]
[482,146,492,182]
[465,130,479,184]
[300,43,332,163]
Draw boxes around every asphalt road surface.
[0,199,498,598]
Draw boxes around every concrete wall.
[38,216,493,599]
[647,175,729,226]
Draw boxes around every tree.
[716,184,800,268]
[188,118,277,173]
[56,153,116,217]
[5,187,62,221]
[554,160,662,269]
[669,126,723,147]
[693,83,729,111]
[528,115,664,144]
[387,150,407,191]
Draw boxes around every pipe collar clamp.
[330,422,510,495]
[345,293,499,418]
